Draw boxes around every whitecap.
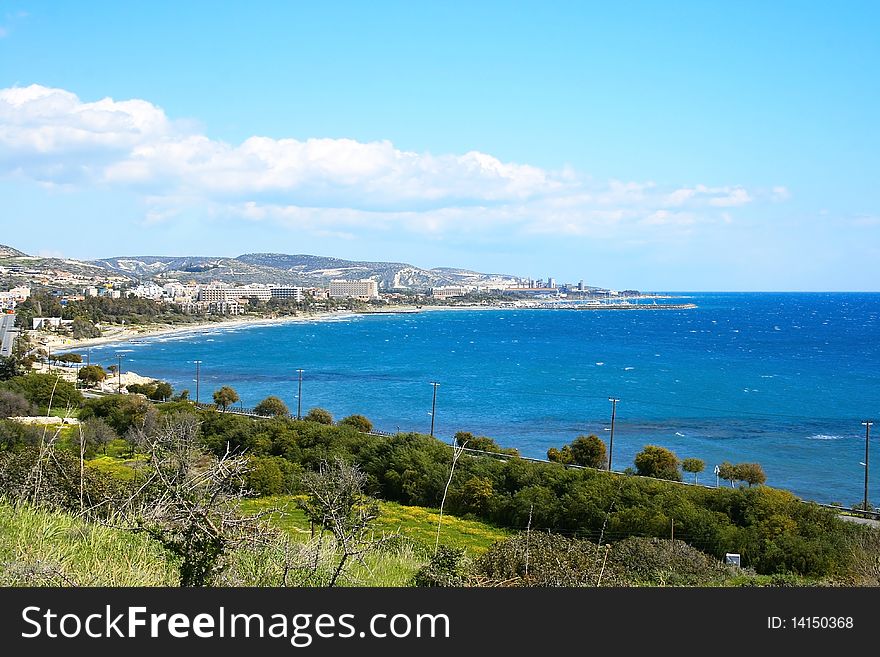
[675,432,685,437]
[596,362,605,366]
[807,434,844,441]
[624,366,635,371]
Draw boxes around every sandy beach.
[44,310,354,353]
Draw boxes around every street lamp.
[607,397,620,471]
[115,353,124,393]
[863,421,873,512]
[193,360,202,404]
[295,369,304,420]
[714,464,721,488]
[429,382,440,437]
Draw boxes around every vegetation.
[682,457,706,484]
[305,407,333,425]
[212,386,240,412]
[77,364,107,387]
[0,385,872,586]
[718,461,767,488]
[254,395,290,417]
[126,380,174,401]
[634,445,681,481]
[339,414,373,433]
[1,372,83,410]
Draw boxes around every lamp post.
[607,397,620,471]
[296,369,304,420]
[863,420,873,512]
[429,382,440,437]
[193,360,202,403]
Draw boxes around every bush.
[254,396,290,417]
[77,365,107,387]
[569,435,607,469]
[339,414,372,433]
[0,390,34,418]
[245,456,300,496]
[476,532,624,586]
[412,546,469,587]
[634,445,681,481]
[305,408,333,425]
[1,373,83,410]
[607,536,733,586]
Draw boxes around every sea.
[84,293,880,505]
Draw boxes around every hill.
[0,244,28,258]
[91,252,525,289]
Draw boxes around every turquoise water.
[86,293,880,504]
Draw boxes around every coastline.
[47,311,353,352]
[48,299,695,353]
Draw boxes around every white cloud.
[0,84,779,239]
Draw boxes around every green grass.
[240,495,510,554]
[86,454,147,481]
[0,502,176,586]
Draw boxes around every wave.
[807,434,845,441]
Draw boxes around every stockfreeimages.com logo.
[22,606,451,647]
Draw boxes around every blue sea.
[85,293,880,505]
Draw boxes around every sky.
[0,1,878,291]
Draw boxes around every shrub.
[339,414,372,433]
[254,396,289,417]
[476,532,624,586]
[412,546,469,587]
[0,390,34,418]
[569,435,607,469]
[1,373,83,410]
[305,408,333,425]
[634,445,681,481]
[607,536,732,586]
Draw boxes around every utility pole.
[116,353,123,393]
[86,347,90,367]
[607,397,620,471]
[296,369,304,420]
[193,360,202,404]
[863,420,873,512]
[429,382,440,437]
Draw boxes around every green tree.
[547,445,574,464]
[737,462,766,487]
[0,356,19,381]
[340,414,373,433]
[212,386,239,412]
[56,353,83,365]
[151,381,173,401]
[253,395,289,417]
[77,365,107,387]
[682,457,705,484]
[1,373,83,409]
[717,462,738,487]
[71,317,101,340]
[634,445,681,481]
[304,407,333,425]
[718,461,740,488]
[569,434,607,469]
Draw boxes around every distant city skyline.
[1,2,878,291]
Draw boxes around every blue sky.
[1,1,878,290]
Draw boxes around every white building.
[198,283,238,304]
[329,279,379,300]
[237,284,273,302]
[269,285,304,302]
[431,286,468,300]
[130,282,165,299]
